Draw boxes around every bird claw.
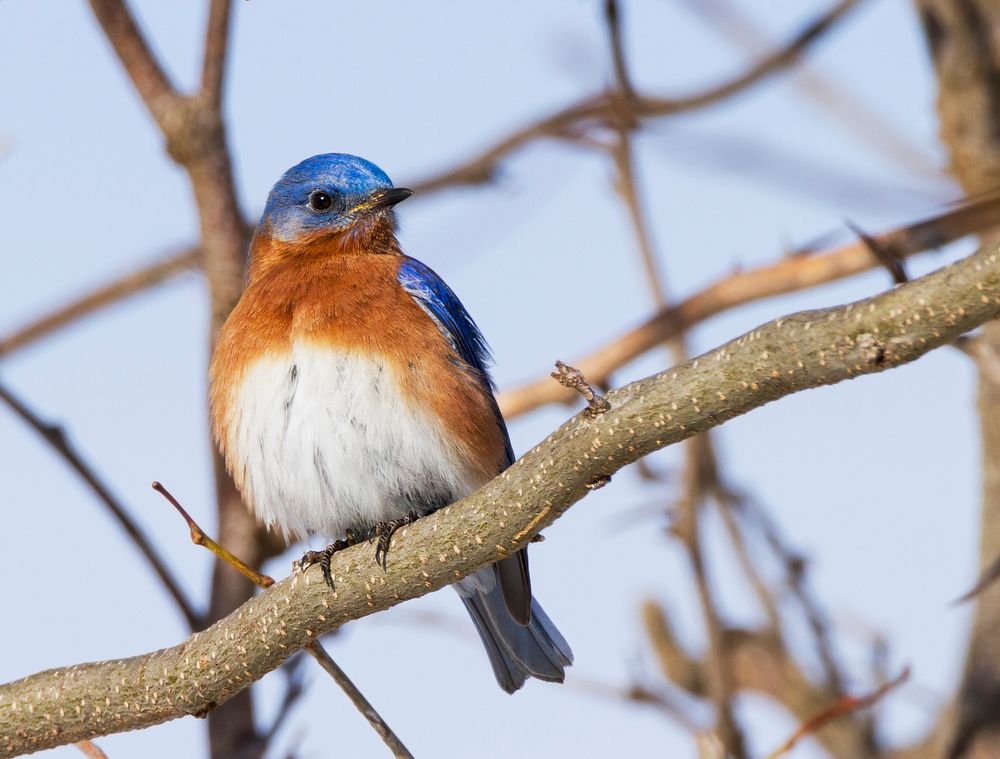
[296,530,360,591]
[371,513,419,571]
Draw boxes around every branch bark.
[87,2,263,755]
[5,239,1000,756]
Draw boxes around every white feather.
[227,341,476,539]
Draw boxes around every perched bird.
[210,153,572,693]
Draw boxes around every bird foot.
[372,513,419,570]
[296,529,360,591]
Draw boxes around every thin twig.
[680,0,939,180]
[153,482,273,588]
[764,667,910,759]
[954,549,1000,603]
[304,644,414,759]
[572,675,702,732]
[611,131,667,303]
[739,494,846,696]
[673,487,747,758]
[605,0,638,110]
[713,492,783,633]
[551,361,610,418]
[74,741,109,759]
[0,248,199,357]
[846,219,909,284]
[0,382,200,630]
[151,482,414,759]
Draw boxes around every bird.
[209,153,572,693]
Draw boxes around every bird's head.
[258,153,412,248]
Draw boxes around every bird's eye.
[308,190,336,212]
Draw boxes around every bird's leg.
[296,529,360,591]
[372,513,419,570]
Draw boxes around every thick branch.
[87,0,178,116]
[3,241,1000,754]
[87,1,257,754]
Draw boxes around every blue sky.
[0,1,979,757]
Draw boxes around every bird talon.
[370,512,419,570]
[296,538,351,591]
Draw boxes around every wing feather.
[398,256,530,623]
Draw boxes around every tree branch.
[498,191,1000,418]
[679,0,941,180]
[153,482,414,758]
[0,0,861,368]
[409,0,862,195]
[0,383,200,631]
[86,2,259,753]
[201,0,232,108]
[4,240,1000,754]
[0,248,199,358]
[87,0,178,115]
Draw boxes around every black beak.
[371,187,413,210]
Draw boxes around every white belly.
[227,342,476,539]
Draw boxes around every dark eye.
[308,190,335,212]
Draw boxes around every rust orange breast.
[210,250,508,490]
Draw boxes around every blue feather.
[398,256,515,466]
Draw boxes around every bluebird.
[209,153,572,693]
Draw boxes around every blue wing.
[398,256,514,467]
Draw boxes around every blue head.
[260,154,412,242]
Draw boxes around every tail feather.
[456,566,573,694]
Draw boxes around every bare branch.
[10,0,860,367]
[0,0,883,368]
[0,248,199,358]
[201,0,233,108]
[87,0,177,116]
[847,219,910,284]
[410,0,863,195]
[304,645,413,759]
[87,0,260,752]
[3,240,1000,754]
[0,383,200,630]
[604,0,638,110]
[764,667,910,759]
[153,482,274,590]
[498,191,1000,418]
[678,0,941,180]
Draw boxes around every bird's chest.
[227,341,473,539]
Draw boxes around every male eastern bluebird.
[209,153,572,693]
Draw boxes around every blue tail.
[455,566,573,694]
